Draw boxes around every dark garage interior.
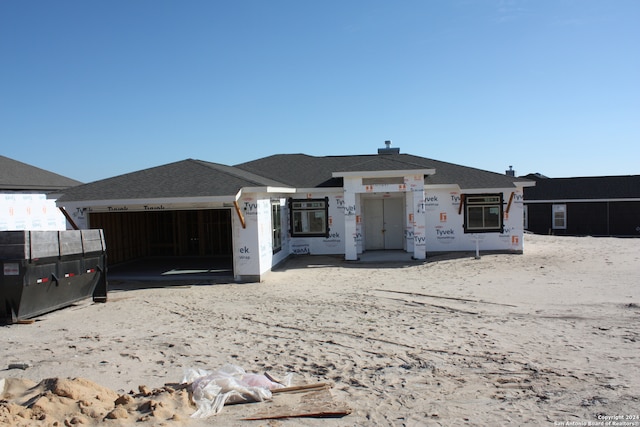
[88,209,234,281]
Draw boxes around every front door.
[364,198,404,250]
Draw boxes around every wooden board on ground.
[242,389,351,421]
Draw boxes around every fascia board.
[240,186,297,194]
[332,169,435,178]
[525,198,640,203]
[56,195,236,210]
[292,187,344,194]
[425,184,461,191]
[458,187,517,193]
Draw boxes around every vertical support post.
[343,190,358,261]
[472,233,483,259]
[412,188,426,260]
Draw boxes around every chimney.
[506,165,516,177]
[378,140,400,155]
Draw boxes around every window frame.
[272,202,282,254]
[288,197,330,238]
[463,193,504,233]
[552,204,567,230]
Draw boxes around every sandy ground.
[1,233,639,426]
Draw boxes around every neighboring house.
[55,144,533,282]
[523,174,640,237]
[0,155,82,231]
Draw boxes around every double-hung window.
[463,193,504,233]
[552,204,567,230]
[289,198,329,237]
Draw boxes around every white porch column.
[344,178,359,261]
[412,188,427,260]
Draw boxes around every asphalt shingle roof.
[0,155,83,191]
[235,153,525,189]
[56,159,288,202]
[56,153,528,203]
[523,174,640,200]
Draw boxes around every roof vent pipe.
[378,140,400,155]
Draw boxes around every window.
[552,204,567,229]
[289,198,329,237]
[272,202,282,253]
[523,205,529,230]
[463,193,504,233]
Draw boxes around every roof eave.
[525,197,640,203]
[0,185,74,192]
[425,183,462,191]
[458,186,519,192]
[239,186,297,194]
[332,169,435,178]
[56,195,237,212]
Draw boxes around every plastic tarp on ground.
[183,364,291,418]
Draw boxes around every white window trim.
[552,204,567,229]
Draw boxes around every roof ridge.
[346,154,432,170]
[192,158,288,187]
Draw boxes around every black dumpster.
[0,230,107,324]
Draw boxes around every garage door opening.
[88,209,233,281]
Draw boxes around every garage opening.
[88,209,233,279]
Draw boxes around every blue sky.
[2,0,638,183]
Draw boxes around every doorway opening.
[364,197,404,250]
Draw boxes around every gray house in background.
[0,155,82,193]
[0,156,82,231]
[523,174,640,237]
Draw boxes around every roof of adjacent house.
[0,155,83,191]
[523,174,640,200]
[55,153,528,203]
[235,153,525,189]
[56,159,288,202]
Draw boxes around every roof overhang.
[515,180,536,188]
[56,195,237,213]
[293,187,344,194]
[238,186,297,196]
[332,169,435,179]
[425,184,461,191]
[458,187,518,193]
[525,197,640,203]
[2,185,71,192]
[425,184,524,192]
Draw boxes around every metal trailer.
[0,230,107,324]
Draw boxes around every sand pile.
[0,377,191,426]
